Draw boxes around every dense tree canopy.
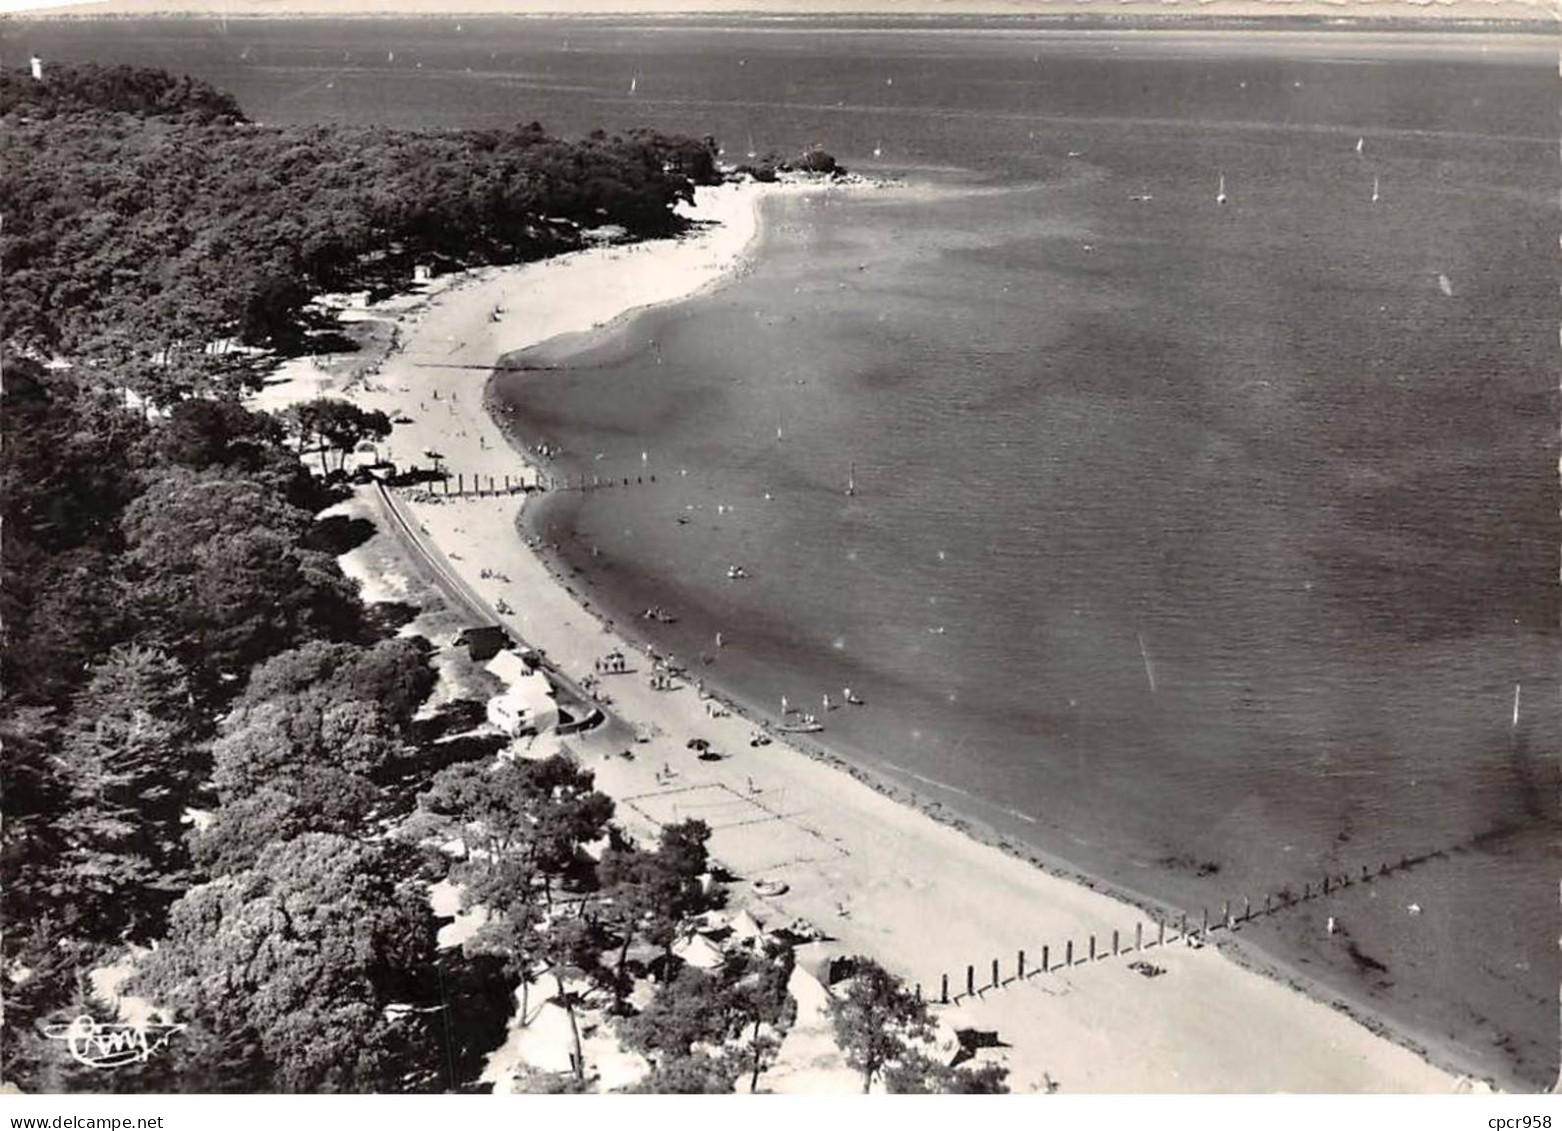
[0,62,244,123]
[134,834,438,1092]
[0,64,885,1096]
[2,64,719,391]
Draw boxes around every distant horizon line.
[6,0,1555,26]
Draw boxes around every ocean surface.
[10,16,1555,1089]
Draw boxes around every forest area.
[0,63,997,1094]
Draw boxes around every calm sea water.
[10,16,1555,1089]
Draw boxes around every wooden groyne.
[404,466,660,498]
[924,848,1450,1007]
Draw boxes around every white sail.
[1371,175,1380,203]
[1216,173,1227,205]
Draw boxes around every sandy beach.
[261,178,1473,1093]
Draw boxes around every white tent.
[729,909,766,942]
[483,999,578,1085]
[672,933,727,971]
[485,648,534,686]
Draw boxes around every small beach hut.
[793,943,857,988]
[456,625,511,662]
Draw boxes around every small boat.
[1216,173,1227,206]
[726,564,749,580]
[778,718,824,734]
[822,693,833,711]
[843,687,865,706]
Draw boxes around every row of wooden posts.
[546,472,659,494]
[920,852,1439,1007]
[426,471,530,497]
[420,470,660,496]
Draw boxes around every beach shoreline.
[263,176,1481,1093]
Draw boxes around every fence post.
[1112,930,1120,956]
[1322,875,1330,896]
[1201,908,1209,938]
[991,958,1000,988]
[1243,896,1252,922]
[966,965,975,996]
[1089,935,1097,962]
[1157,920,1166,947]
[941,974,949,1004]
[1362,864,1370,882]
[1303,881,1311,900]
[1136,922,1144,951]
[1222,900,1231,929]
[1041,945,1049,973]
[1264,893,1272,916]
[916,983,922,1002]
[1065,940,1074,967]
[1179,912,1187,941]
[458,473,464,495]
[488,475,494,494]
[504,475,510,492]
[1018,950,1026,978]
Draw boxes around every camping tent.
[672,933,727,971]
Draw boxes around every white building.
[485,650,558,736]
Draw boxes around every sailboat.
[746,134,757,160]
[1512,683,1522,729]
[1371,174,1380,203]
[872,141,883,159]
[845,461,856,497]
[1215,173,1227,206]
[629,74,638,95]
[1355,136,1364,154]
